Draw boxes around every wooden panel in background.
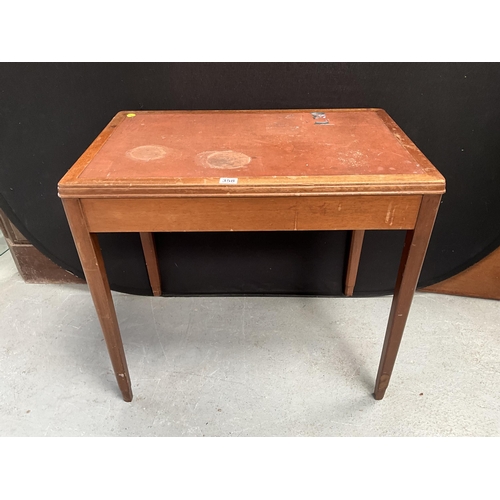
[421,247,500,300]
[0,208,84,284]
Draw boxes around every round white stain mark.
[127,145,168,161]
[203,150,251,169]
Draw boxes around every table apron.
[80,195,422,232]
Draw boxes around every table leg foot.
[118,378,133,402]
[373,373,390,400]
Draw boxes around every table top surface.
[58,109,445,198]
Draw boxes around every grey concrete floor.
[0,233,7,256]
[0,247,499,436]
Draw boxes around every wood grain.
[58,176,444,198]
[81,195,422,233]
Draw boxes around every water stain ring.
[127,145,169,161]
[202,150,251,169]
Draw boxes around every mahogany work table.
[58,109,446,402]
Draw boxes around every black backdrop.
[0,63,499,296]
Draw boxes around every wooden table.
[58,109,445,401]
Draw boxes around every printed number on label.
[219,178,238,184]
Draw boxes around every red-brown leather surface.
[79,110,425,180]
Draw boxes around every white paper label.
[219,177,238,184]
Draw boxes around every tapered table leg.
[62,199,133,402]
[374,195,442,400]
[345,230,365,297]
[140,232,162,297]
